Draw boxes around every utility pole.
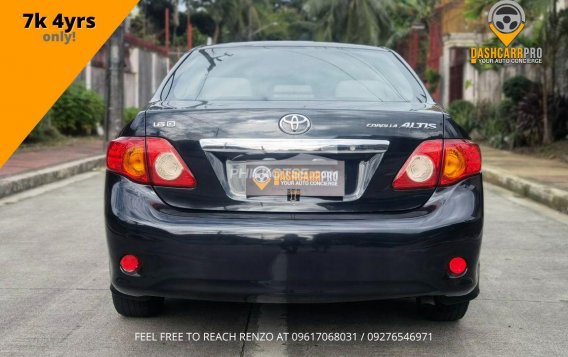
[187,1,192,50]
[248,2,253,41]
[104,21,125,150]
[165,8,170,54]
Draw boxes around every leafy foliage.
[303,0,394,45]
[478,100,515,149]
[25,116,63,144]
[448,100,476,133]
[454,89,568,149]
[135,0,436,47]
[50,83,104,136]
[424,68,440,93]
[385,0,436,48]
[551,95,568,140]
[464,0,547,21]
[124,107,140,125]
[465,0,568,145]
[258,3,310,41]
[515,92,544,147]
[503,76,535,103]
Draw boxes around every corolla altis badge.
[366,122,437,129]
[279,114,311,135]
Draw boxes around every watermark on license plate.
[245,161,345,197]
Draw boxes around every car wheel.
[418,298,469,321]
[429,300,469,321]
[111,288,164,317]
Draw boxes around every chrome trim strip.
[200,138,389,154]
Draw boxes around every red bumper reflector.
[448,257,467,277]
[120,255,140,274]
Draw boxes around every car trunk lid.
[146,101,444,213]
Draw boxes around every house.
[425,0,566,107]
[75,33,170,109]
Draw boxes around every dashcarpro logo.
[252,166,272,190]
[470,0,542,65]
[488,0,525,47]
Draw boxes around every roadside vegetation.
[26,0,568,155]
[132,0,434,49]
[458,0,568,151]
[26,83,104,144]
[26,84,139,144]
[133,0,568,151]
[449,75,568,150]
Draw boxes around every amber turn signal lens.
[123,145,146,179]
[440,140,481,186]
[443,147,466,180]
[107,137,149,184]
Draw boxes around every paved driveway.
[0,172,567,356]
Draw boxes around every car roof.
[196,41,391,52]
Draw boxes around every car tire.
[111,288,164,317]
[429,301,469,321]
[418,297,469,321]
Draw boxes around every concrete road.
[1,171,567,356]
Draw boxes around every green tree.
[465,0,568,144]
[302,0,394,46]
[201,0,240,43]
[132,0,210,48]
[253,2,309,41]
[51,83,105,136]
[386,0,436,48]
[189,0,271,43]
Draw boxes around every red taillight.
[393,139,481,190]
[392,140,443,189]
[120,254,140,274]
[448,257,467,277]
[106,137,197,188]
[146,137,197,188]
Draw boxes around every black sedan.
[105,41,482,321]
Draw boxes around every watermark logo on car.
[252,166,272,190]
[488,0,525,47]
[470,0,542,65]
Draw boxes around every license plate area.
[204,138,388,203]
[244,159,345,198]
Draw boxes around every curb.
[0,155,105,199]
[483,166,568,214]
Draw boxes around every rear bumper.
[105,172,483,303]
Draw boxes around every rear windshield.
[159,46,427,103]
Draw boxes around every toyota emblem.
[279,114,311,135]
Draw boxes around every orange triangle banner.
[0,0,139,168]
